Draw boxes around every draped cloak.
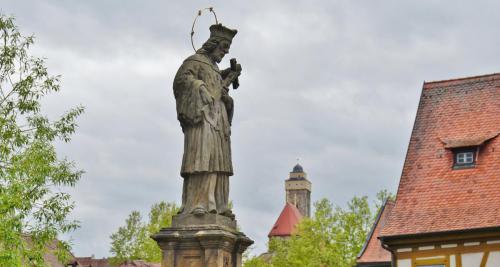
[173,53,233,178]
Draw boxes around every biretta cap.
[209,24,237,42]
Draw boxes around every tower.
[285,163,311,218]
[268,163,311,240]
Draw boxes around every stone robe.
[173,53,233,214]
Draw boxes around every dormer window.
[453,147,477,169]
[441,133,499,170]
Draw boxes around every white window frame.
[452,147,478,169]
[456,151,474,164]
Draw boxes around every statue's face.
[210,40,231,63]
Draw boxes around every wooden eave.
[356,262,391,267]
[380,226,500,248]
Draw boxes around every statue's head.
[197,24,237,63]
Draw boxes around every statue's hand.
[223,70,240,88]
[220,68,232,79]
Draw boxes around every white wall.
[449,254,456,267]
[486,251,500,267]
[461,252,483,267]
[397,259,411,267]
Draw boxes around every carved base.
[172,213,237,229]
[152,224,253,267]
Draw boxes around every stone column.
[152,214,253,267]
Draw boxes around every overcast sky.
[2,0,500,258]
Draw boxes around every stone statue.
[154,21,252,267]
[173,24,241,218]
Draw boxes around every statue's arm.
[219,68,240,125]
[173,63,208,129]
[221,88,234,125]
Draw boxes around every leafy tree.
[0,14,84,266]
[109,201,179,264]
[109,211,148,265]
[245,192,388,267]
[142,201,179,262]
[332,196,372,265]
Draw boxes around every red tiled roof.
[357,200,394,264]
[22,237,77,267]
[381,73,500,237]
[43,239,77,267]
[268,203,303,237]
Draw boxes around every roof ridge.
[423,72,500,89]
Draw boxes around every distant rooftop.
[268,203,303,238]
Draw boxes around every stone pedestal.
[152,214,253,267]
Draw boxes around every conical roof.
[268,203,303,237]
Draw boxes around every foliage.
[375,189,395,211]
[109,211,148,265]
[142,201,178,262]
[109,201,179,265]
[244,191,392,267]
[0,14,84,266]
[243,255,272,267]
